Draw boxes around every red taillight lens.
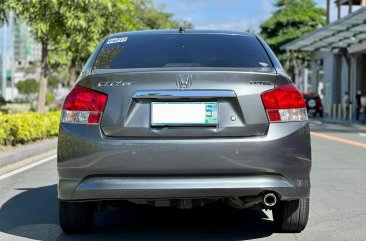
[63,86,107,112]
[261,84,308,122]
[61,86,108,124]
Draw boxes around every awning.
[336,0,362,5]
[281,7,366,52]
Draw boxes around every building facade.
[283,1,366,122]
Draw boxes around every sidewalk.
[311,117,366,130]
[0,138,57,168]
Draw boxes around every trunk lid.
[80,69,276,138]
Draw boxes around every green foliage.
[4,1,60,43]
[48,75,61,89]
[16,79,39,94]
[133,0,180,30]
[2,0,191,94]
[0,111,61,145]
[44,111,60,136]
[48,0,137,85]
[48,65,69,88]
[49,0,135,66]
[1,0,65,112]
[0,113,10,145]
[46,91,54,105]
[260,0,325,60]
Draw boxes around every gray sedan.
[57,29,311,233]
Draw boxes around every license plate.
[151,102,218,126]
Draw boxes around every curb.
[0,138,57,168]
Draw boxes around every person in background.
[362,93,366,124]
[344,91,350,120]
[356,90,362,121]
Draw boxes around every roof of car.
[108,29,254,38]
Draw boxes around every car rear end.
[303,93,323,117]
[57,30,311,233]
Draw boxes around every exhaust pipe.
[263,193,277,207]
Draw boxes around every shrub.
[0,95,6,107]
[45,111,61,136]
[16,79,39,95]
[0,113,11,145]
[0,111,61,146]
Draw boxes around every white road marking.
[0,154,57,181]
[311,132,366,149]
[359,133,366,137]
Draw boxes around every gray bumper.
[58,175,310,201]
[57,121,311,201]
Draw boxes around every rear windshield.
[94,34,272,69]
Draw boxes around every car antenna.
[179,26,185,34]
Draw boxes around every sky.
[154,0,356,32]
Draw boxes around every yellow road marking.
[310,132,366,149]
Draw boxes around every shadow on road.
[0,184,274,241]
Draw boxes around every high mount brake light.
[261,84,308,122]
[61,86,108,125]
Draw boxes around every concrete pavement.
[0,120,365,240]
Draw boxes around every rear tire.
[59,200,95,233]
[272,198,309,233]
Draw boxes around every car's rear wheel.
[59,200,95,233]
[272,198,309,233]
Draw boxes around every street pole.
[326,0,330,24]
[1,24,6,99]
[349,0,353,14]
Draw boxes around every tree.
[260,0,325,80]
[55,0,190,86]
[2,1,64,113]
[16,79,39,95]
[53,0,136,86]
[48,65,69,88]
[2,0,137,108]
[133,0,184,30]
[0,1,7,23]
[1,0,189,109]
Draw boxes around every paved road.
[1,120,366,241]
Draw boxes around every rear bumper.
[58,175,310,201]
[57,122,311,201]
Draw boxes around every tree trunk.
[68,57,77,87]
[37,38,49,113]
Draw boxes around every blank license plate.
[151,102,218,126]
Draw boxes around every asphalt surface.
[1,120,366,241]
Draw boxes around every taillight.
[61,86,108,125]
[261,84,308,122]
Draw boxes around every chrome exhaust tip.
[263,193,277,207]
